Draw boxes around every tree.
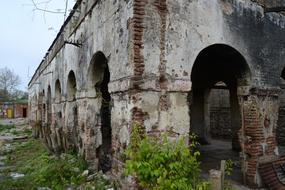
[12,90,29,100]
[28,0,76,21]
[0,67,21,99]
[25,0,77,34]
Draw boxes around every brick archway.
[190,44,251,147]
[190,44,252,185]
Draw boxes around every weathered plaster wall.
[28,0,134,173]
[137,0,285,187]
[165,0,285,88]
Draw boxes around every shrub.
[224,159,235,190]
[27,153,87,189]
[124,123,208,190]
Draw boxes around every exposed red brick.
[130,0,148,89]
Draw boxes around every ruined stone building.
[28,0,285,188]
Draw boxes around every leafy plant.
[225,159,233,177]
[28,153,87,189]
[224,159,235,190]
[124,123,208,190]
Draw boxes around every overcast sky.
[0,1,75,91]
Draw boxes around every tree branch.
[31,0,66,14]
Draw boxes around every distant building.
[0,100,28,119]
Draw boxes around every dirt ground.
[0,118,28,127]
[0,118,29,142]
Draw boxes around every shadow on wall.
[190,43,251,149]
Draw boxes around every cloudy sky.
[0,1,75,91]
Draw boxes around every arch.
[190,44,251,145]
[33,94,38,120]
[281,67,285,80]
[55,79,62,103]
[42,89,45,98]
[40,89,45,124]
[87,51,111,101]
[190,44,251,183]
[88,51,112,172]
[67,70,77,101]
[47,85,52,125]
[47,86,51,104]
[191,44,251,87]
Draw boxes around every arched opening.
[55,79,62,103]
[277,68,285,154]
[67,71,77,101]
[88,51,112,172]
[47,85,52,125]
[33,94,40,138]
[72,105,79,151]
[33,95,38,121]
[190,44,251,182]
[41,90,45,124]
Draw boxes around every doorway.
[190,44,251,183]
[23,107,27,118]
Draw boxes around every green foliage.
[26,153,86,189]
[224,159,235,190]
[11,128,32,136]
[225,159,233,177]
[125,122,145,159]
[0,124,15,132]
[85,172,114,190]
[124,123,208,190]
[1,139,87,190]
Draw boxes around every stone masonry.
[28,0,285,188]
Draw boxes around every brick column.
[239,88,279,187]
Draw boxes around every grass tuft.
[1,139,88,190]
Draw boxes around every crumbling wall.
[28,0,134,173]
[164,0,285,187]
[240,89,280,187]
[28,0,285,188]
[128,0,191,139]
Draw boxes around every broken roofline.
[28,0,285,89]
[28,0,101,88]
[28,0,81,87]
